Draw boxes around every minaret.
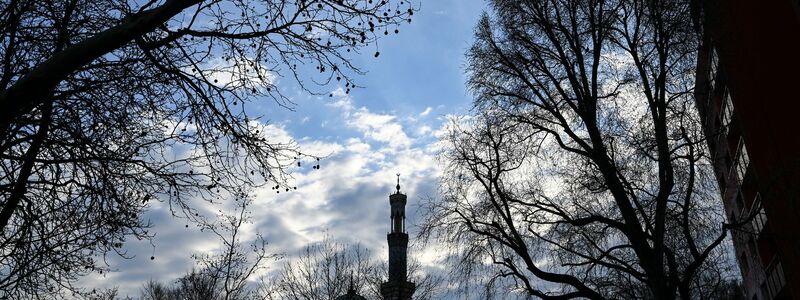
[380,174,416,300]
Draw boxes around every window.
[720,88,734,136]
[751,193,768,237]
[709,49,719,90]
[732,137,750,185]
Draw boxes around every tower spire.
[396,173,401,193]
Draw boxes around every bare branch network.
[420,0,740,299]
[0,0,416,297]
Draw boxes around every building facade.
[693,0,800,298]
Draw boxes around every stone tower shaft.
[388,192,408,282]
[381,176,415,300]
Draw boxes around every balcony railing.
[750,193,767,237]
[720,88,733,137]
[738,200,746,223]
[727,137,749,187]
[708,49,719,97]
[723,137,749,210]
[765,258,786,299]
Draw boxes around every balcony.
[719,88,733,137]
[765,258,786,299]
[750,193,768,237]
[707,49,719,103]
[726,137,750,188]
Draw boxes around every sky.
[83,1,488,297]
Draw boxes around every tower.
[380,175,415,300]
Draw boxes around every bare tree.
[84,287,124,300]
[193,193,278,300]
[139,270,219,300]
[140,279,181,300]
[140,280,173,300]
[177,270,222,300]
[421,0,740,299]
[259,237,376,300]
[259,237,441,300]
[136,195,277,300]
[0,0,416,297]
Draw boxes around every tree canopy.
[0,0,415,297]
[421,0,740,298]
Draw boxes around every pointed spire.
[396,173,401,193]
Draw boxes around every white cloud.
[82,86,450,298]
[416,125,432,136]
[420,106,433,117]
[350,109,411,148]
[328,87,412,149]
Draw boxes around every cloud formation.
[329,87,413,149]
[79,0,488,295]
[84,86,443,297]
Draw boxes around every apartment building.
[694,0,800,298]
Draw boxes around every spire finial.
[396,173,401,193]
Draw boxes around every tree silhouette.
[139,270,225,300]
[259,237,441,300]
[0,0,415,297]
[135,238,441,300]
[192,194,277,300]
[128,192,276,300]
[421,0,741,299]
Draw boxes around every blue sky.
[264,1,485,143]
[83,1,487,297]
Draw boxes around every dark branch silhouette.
[0,0,415,297]
[420,0,738,299]
[259,237,441,300]
[137,194,276,300]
